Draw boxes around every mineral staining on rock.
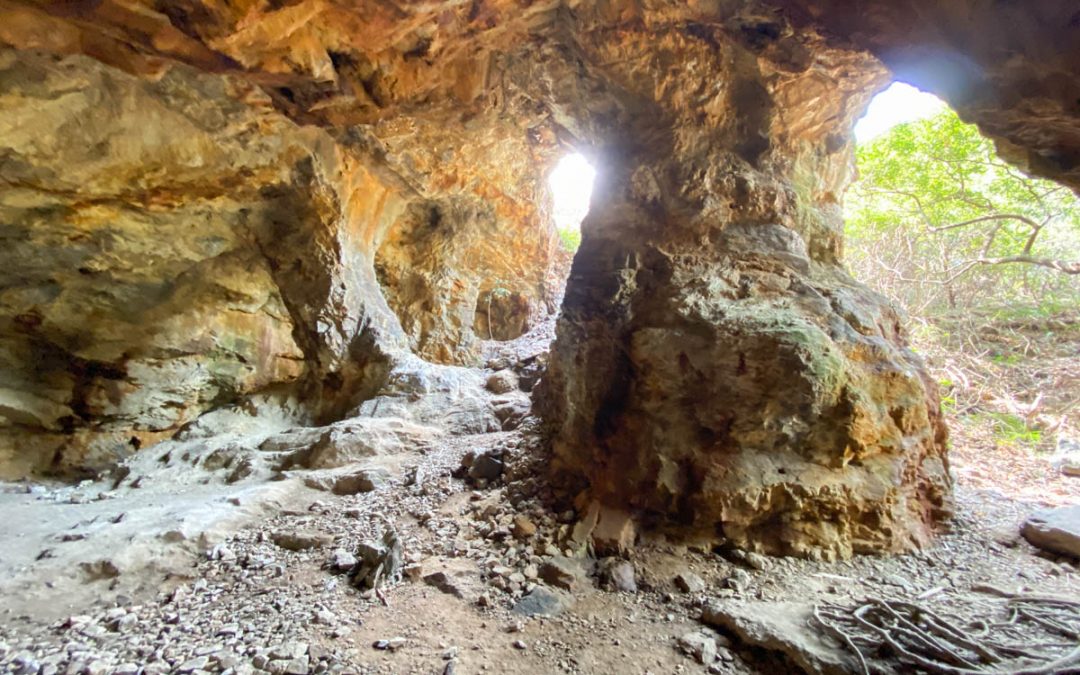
[3,0,1076,557]
[538,5,952,559]
[0,51,308,475]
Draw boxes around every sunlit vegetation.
[846,109,1080,317]
[845,106,1079,474]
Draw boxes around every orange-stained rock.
[0,0,1077,557]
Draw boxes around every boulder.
[349,527,404,590]
[420,559,485,604]
[512,586,571,617]
[538,556,590,591]
[486,370,519,394]
[468,452,505,482]
[1021,506,1080,559]
[271,531,334,552]
[303,467,392,495]
[597,558,637,593]
[674,571,706,594]
[677,632,717,665]
[700,601,859,675]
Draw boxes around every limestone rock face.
[0,5,558,475]
[538,4,954,558]
[0,0,1076,556]
[773,1,1080,193]
[0,51,314,475]
[531,0,1080,557]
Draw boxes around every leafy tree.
[844,109,1080,315]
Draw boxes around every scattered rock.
[272,530,334,551]
[571,502,637,555]
[328,549,358,572]
[468,452,505,482]
[373,638,407,651]
[79,559,120,580]
[729,549,772,571]
[597,558,637,593]
[675,571,706,593]
[677,631,718,665]
[304,467,392,495]
[725,569,752,592]
[1055,439,1080,477]
[1022,505,1080,559]
[486,370,518,394]
[422,560,483,603]
[350,527,404,590]
[270,642,309,660]
[492,395,531,431]
[176,656,211,673]
[990,527,1021,548]
[1061,458,1080,478]
[539,556,589,591]
[512,586,571,617]
[701,601,859,674]
[512,515,537,540]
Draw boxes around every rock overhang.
[1,0,1077,556]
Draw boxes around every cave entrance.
[844,80,1080,495]
[473,151,595,344]
[549,151,596,252]
[544,151,595,306]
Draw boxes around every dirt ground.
[1,311,1078,675]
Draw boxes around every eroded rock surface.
[1022,505,1080,559]
[538,5,951,559]
[1,0,1077,556]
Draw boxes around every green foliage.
[938,377,957,415]
[557,226,582,252]
[845,107,1080,316]
[975,412,1042,448]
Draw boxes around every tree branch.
[967,256,1079,275]
[931,213,1042,233]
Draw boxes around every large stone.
[350,528,404,590]
[303,466,392,495]
[420,559,485,604]
[1021,506,1080,559]
[597,558,637,593]
[700,601,859,675]
[512,586,571,617]
[538,556,590,592]
[271,531,334,552]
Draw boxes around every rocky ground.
[1,315,1078,675]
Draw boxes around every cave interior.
[0,1,1078,673]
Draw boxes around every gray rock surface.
[512,586,571,617]
[700,601,859,675]
[1022,505,1080,559]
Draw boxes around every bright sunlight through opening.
[549,152,596,233]
[855,82,946,143]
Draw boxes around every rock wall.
[370,107,558,365]
[537,4,952,559]
[773,0,1080,193]
[0,2,561,476]
[0,50,414,476]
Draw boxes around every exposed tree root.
[813,592,1080,675]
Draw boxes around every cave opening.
[472,151,595,345]
[843,80,1080,509]
[548,150,596,252]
